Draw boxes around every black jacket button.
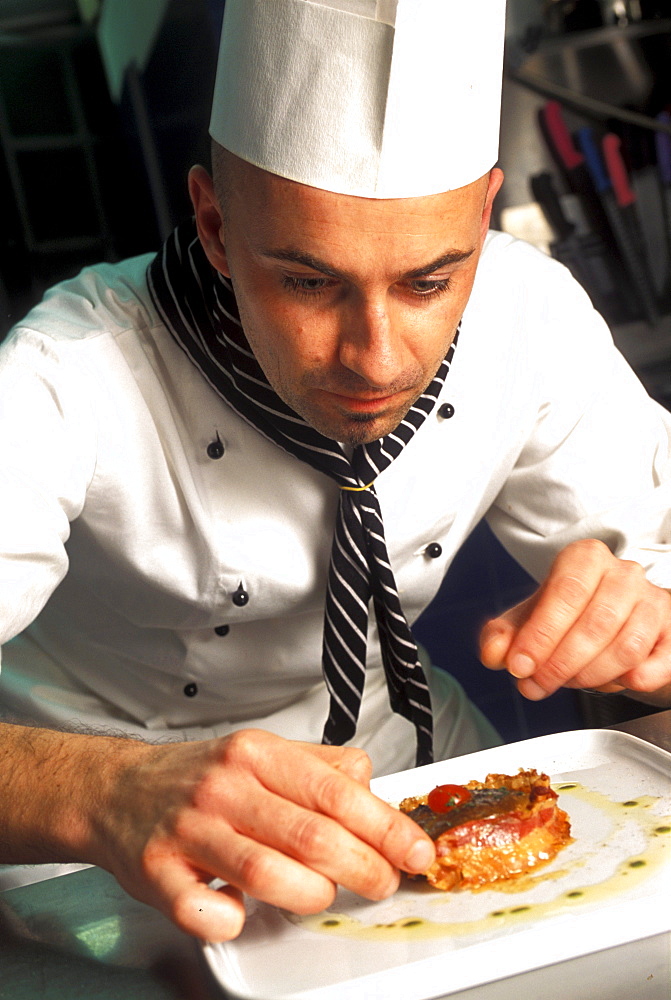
[183,682,198,697]
[214,624,230,637]
[207,434,225,459]
[232,583,249,607]
[426,542,443,559]
[438,403,455,419]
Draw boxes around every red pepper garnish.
[427,783,471,813]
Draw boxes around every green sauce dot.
[511,906,531,914]
[655,826,671,834]
[402,919,423,927]
[491,911,505,917]
[558,783,577,790]
[622,800,638,807]
[629,860,646,868]
[566,891,583,898]
[322,919,340,927]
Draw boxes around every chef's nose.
[337,296,407,389]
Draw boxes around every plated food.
[400,768,572,891]
[203,732,671,1000]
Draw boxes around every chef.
[1,0,670,941]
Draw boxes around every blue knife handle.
[577,127,611,194]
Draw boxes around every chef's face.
[190,151,502,445]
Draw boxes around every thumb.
[479,594,538,669]
[479,617,516,669]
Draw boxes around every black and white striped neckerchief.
[147,219,459,766]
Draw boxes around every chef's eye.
[407,277,452,298]
[282,274,335,297]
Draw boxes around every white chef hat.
[209,0,506,199]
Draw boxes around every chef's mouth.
[321,386,414,409]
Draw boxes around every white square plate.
[203,729,671,1000]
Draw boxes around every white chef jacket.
[1,231,671,776]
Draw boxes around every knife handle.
[603,134,636,208]
[577,127,610,195]
[542,101,583,171]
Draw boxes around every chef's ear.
[189,165,231,277]
[480,167,504,244]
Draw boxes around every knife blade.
[531,169,628,324]
[602,132,659,325]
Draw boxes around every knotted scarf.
[148,220,459,765]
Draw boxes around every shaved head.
[191,144,502,442]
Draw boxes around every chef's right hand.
[93,729,435,941]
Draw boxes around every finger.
[220,731,434,876]
[504,540,622,682]
[277,759,434,876]
[582,682,627,694]
[516,576,643,698]
[164,814,348,913]
[479,619,516,670]
[481,595,540,673]
[571,598,661,691]
[299,742,373,787]
[199,781,402,902]
[616,629,671,694]
[518,578,667,699]
[128,856,247,941]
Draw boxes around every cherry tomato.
[427,783,471,813]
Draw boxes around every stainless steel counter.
[0,866,220,1000]
[2,713,670,1000]
[609,706,671,753]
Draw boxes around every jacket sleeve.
[0,325,98,647]
[485,252,671,588]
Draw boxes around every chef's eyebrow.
[403,248,475,279]
[257,246,475,281]
[260,249,342,278]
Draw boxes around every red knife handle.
[542,100,584,171]
[602,134,636,208]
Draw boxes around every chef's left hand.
[479,538,671,703]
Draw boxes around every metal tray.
[203,729,671,1000]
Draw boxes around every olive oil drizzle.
[293,783,670,942]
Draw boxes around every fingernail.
[519,677,548,701]
[404,839,434,873]
[509,653,535,678]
